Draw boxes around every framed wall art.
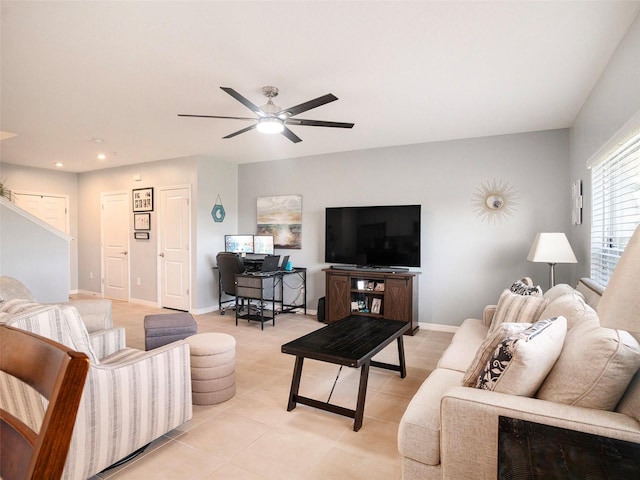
[132,187,154,212]
[134,212,151,231]
[256,194,302,249]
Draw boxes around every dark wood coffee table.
[281,315,409,431]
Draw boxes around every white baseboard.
[74,289,102,297]
[419,322,459,333]
[128,297,159,308]
[191,305,218,315]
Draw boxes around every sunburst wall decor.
[472,179,519,223]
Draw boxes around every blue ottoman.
[144,312,197,350]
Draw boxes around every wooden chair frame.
[0,325,89,480]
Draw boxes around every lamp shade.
[527,233,578,264]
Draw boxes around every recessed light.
[54,162,64,168]
[91,138,104,143]
[97,153,106,160]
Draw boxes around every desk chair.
[0,325,90,480]
[216,252,245,315]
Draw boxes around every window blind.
[590,129,640,287]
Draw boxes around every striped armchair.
[0,303,192,480]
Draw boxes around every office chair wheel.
[220,308,226,315]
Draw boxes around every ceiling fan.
[178,86,354,143]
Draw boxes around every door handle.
[159,253,165,257]
[120,251,128,255]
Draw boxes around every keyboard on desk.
[251,271,276,277]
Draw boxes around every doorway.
[158,186,191,311]
[101,191,130,301]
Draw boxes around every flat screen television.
[225,234,254,254]
[325,205,421,268]
[253,235,275,255]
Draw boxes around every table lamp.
[527,232,577,288]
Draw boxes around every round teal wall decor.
[211,195,225,223]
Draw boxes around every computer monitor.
[253,235,275,255]
[225,234,254,254]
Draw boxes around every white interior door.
[14,193,68,234]
[159,186,191,311]
[101,192,129,301]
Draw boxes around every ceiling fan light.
[256,117,284,134]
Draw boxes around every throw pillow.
[543,283,584,303]
[477,317,567,396]
[510,279,543,296]
[489,290,549,334]
[0,298,42,315]
[538,293,598,331]
[536,321,640,410]
[462,322,532,387]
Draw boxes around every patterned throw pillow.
[489,290,549,334]
[476,317,567,397]
[462,322,532,387]
[510,280,543,296]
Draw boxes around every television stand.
[323,267,420,335]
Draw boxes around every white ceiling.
[1,1,639,173]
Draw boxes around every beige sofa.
[398,227,640,480]
[0,275,112,333]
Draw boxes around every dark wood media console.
[323,267,419,334]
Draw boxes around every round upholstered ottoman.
[185,333,236,405]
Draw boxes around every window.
[590,128,640,287]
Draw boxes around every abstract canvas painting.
[257,195,302,249]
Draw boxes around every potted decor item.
[0,179,15,202]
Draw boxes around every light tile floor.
[89,300,453,480]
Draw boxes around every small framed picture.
[132,187,154,212]
[134,213,151,230]
[134,231,150,240]
[357,280,366,290]
[351,301,359,311]
[374,282,385,292]
[371,298,382,314]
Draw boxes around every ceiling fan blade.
[280,126,302,143]
[278,93,338,117]
[223,124,257,139]
[178,114,256,120]
[285,118,354,129]
[220,87,265,117]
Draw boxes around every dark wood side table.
[498,416,640,479]
[281,315,409,431]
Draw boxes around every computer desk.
[234,268,307,330]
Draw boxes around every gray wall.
[569,12,640,279]
[195,156,238,310]
[238,129,571,327]
[1,198,70,302]
[0,163,79,291]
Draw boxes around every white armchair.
[0,303,192,480]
